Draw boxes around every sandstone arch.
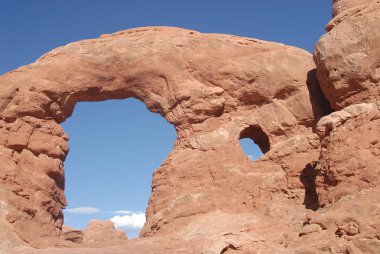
[0,27,328,249]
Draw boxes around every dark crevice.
[47,171,65,191]
[221,244,239,254]
[300,163,319,211]
[306,69,334,129]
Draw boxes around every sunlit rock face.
[311,1,380,253]
[314,0,380,206]
[1,3,379,251]
[332,0,375,17]
[314,0,380,110]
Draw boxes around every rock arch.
[0,27,327,248]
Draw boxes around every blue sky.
[0,1,331,238]
[62,99,176,237]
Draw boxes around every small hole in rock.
[239,125,269,161]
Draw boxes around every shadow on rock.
[300,163,319,211]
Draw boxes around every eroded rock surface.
[332,0,376,17]
[61,226,84,244]
[309,0,380,252]
[0,26,329,253]
[314,0,380,110]
[1,1,380,253]
[316,102,380,207]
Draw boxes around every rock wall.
[0,1,379,253]
[314,0,380,110]
[314,0,380,206]
[316,103,380,206]
[310,0,380,252]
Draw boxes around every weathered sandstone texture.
[0,1,379,252]
[314,0,380,110]
[332,0,376,17]
[316,102,380,206]
[314,0,380,206]
[0,26,330,253]
[61,226,84,244]
[311,0,380,253]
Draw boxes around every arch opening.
[239,125,270,161]
[61,98,176,239]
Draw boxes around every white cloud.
[111,210,133,214]
[65,207,101,214]
[248,154,253,160]
[110,212,146,229]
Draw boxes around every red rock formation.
[332,0,376,17]
[311,0,380,252]
[316,103,380,205]
[314,0,380,110]
[83,220,127,245]
[0,1,379,253]
[0,26,328,252]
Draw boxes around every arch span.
[0,27,326,248]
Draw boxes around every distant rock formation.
[83,220,127,244]
[0,1,379,253]
[61,221,128,246]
